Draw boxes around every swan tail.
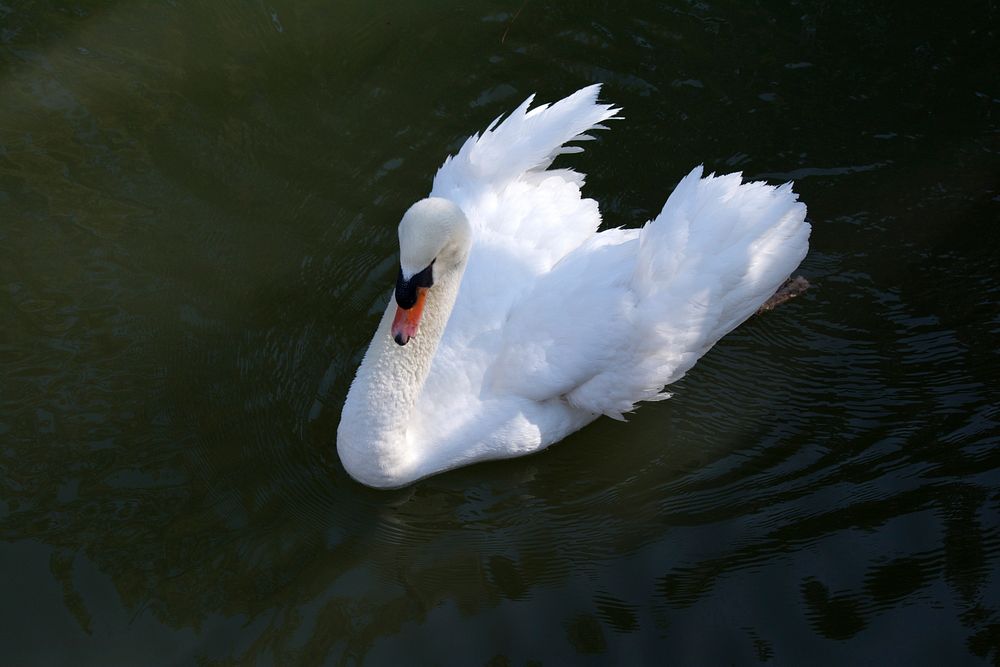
[633,166,809,395]
[566,167,810,416]
[431,85,621,202]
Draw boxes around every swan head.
[392,197,471,346]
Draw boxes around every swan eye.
[395,261,434,309]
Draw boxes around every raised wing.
[429,86,622,349]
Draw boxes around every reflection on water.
[2,0,998,663]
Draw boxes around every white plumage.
[337,85,810,488]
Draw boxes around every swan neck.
[337,258,466,487]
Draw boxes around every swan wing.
[430,84,620,260]
[488,227,640,409]
[430,85,621,317]
[492,167,810,419]
[413,87,623,436]
[422,86,622,370]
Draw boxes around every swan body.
[337,85,810,488]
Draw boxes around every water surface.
[1,1,998,664]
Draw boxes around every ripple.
[2,0,999,663]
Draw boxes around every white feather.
[337,85,810,488]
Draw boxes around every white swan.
[337,85,809,489]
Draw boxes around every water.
[1,0,998,663]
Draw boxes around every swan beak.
[391,287,427,346]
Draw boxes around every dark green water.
[2,1,998,664]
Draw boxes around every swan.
[337,85,809,489]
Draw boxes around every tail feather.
[630,167,810,396]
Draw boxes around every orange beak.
[391,287,428,346]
